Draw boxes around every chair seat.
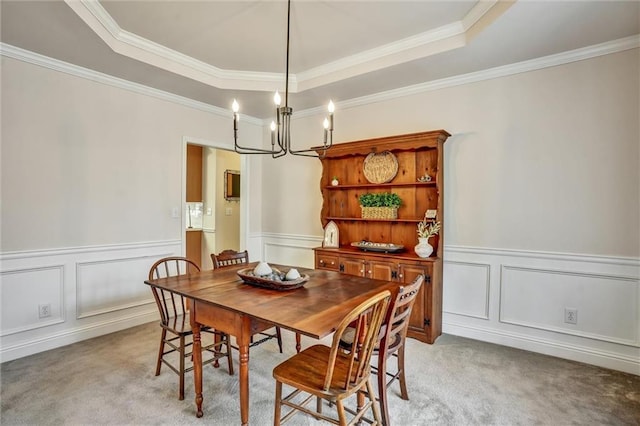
[273,344,367,400]
[340,326,401,354]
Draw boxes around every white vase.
[414,237,433,258]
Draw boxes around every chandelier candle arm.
[231,0,335,158]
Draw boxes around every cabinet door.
[186,231,202,267]
[367,259,395,281]
[340,256,365,277]
[398,263,431,339]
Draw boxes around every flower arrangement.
[417,212,440,239]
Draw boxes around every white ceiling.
[1,1,639,119]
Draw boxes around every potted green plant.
[358,192,402,219]
[415,211,440,258]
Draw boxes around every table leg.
[295,333,301,353]
[238,317,251,426]
[192,321,204,418]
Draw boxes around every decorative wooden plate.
[363,151,398,183]
[237,268,309,291]
[351,241,405,253]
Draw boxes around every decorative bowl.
[237,268,309,291]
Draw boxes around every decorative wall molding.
[443,261,491,320]
[75,253,171,319]
[3,35,638,124]
[0,43,262,125]
[0,265,65,336]
[250,234,640,374]
[499,265,639,347]
[444,245,639,375]
[66,0,507,93]
[0,240,180,363]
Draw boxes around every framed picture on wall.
[224,169,240,201]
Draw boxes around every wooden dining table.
[144,262,398,425]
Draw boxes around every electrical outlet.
[39,303,52,318]
[564,308,577,324]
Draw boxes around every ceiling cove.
[64,0,512,94]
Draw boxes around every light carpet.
[1,322,638,425]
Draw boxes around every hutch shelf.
[313,130,450,343]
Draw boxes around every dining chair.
[148,256,234,400]
[339,274,424,426]
[272,290,391,425]
[211,249,283,353]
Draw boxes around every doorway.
[185,140,243,270]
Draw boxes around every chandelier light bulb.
[232,99,239,113]
[323,118,329,129]
[270,121,277,132]
[328,100,335,113]
[274,91,281,106]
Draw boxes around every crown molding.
[65,0,509,93]
[327,34,640,117]
[3,34,636,127]
[0,43,263,126]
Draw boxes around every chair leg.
[276,327,283,353]
[224,334,234,375]
[179,335,186,400]
[397,344,409,400]
[155,328,167,376]
[336,399,348,426]
[367,378,383,426]
[378,352,390,426]
[274,380,282,426]
[213,332,221,368]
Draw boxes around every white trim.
[67,0,506,93]
[0,43,263,126]
[0,311,157,363]
[329,35,640,115]
[499,265,640,347]
[443,260,491,320]
[443,321,640,376]
[2,35,637,126]
[0,239,182,261]
[446,244,640,267]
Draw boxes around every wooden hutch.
[313,130,450,343]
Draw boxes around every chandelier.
[232,0,334,158]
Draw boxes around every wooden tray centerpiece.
[237,266,309,291]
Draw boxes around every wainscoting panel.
[76,255,164,319]
[444,246,640,375]
[0,241,180,362]
[0,265,65,336]
[261,233,321,269]
[442,261,490,320]
[500,265,639,346]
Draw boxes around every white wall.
[259,48,640,374]
[0,54,262,361]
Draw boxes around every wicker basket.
[361,206,398,219]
